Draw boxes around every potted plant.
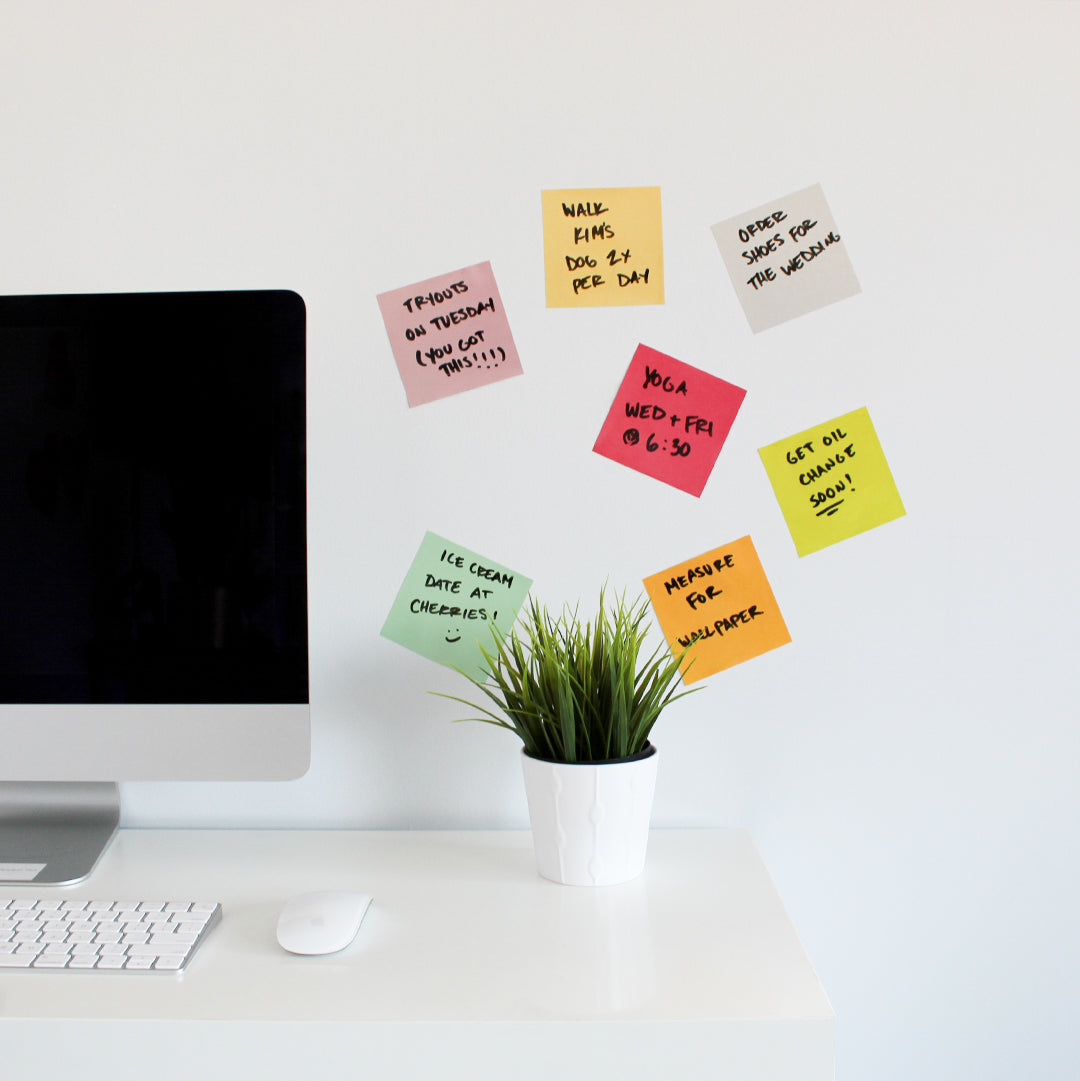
[440,589,698,886]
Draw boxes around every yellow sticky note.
[644,536,791,683]
[542,187,664,307]
[758,407,905,557]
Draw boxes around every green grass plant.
[438,589,698,763]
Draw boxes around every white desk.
[0,829,833,1081]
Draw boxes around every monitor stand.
[0,782,120,886]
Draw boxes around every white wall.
[4,1,1079,1078]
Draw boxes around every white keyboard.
[0,898,222,972]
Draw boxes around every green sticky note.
[758,407,905,556]
[381,531,533,670]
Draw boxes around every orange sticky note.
[644,536,791,682]
[542,187,664,307]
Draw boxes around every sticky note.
[712,183,860,332]
[542,187,664,307]
[377,261,522,407]
[644,536,791,682]
[593,344,745,497]
[758,407,905,556]
[381,531,533,671]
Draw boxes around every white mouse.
[276,890,373,955]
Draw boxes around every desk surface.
[0,829,833,1081]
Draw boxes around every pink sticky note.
[377,261,523,407]
[593,345,746,497]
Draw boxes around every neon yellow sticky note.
[758,407,905,556]
[542,187,664,307]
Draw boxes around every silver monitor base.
[0,782,120,885]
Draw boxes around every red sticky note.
[593,345,746,497]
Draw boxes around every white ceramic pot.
[521,744,658,886]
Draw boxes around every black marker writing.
[410,599,492,619]
[562,197,651,294]
[562,201,610,217]
[406,290,505,377]
[737,211,787,243]
[574,224,614,244]
[425,574,460,593]
[685,584,723,611]
[799,448,855,485]
[810,474,854,516]
[743,234,785,265]
[738,211,843,287]
[428,297,495,330]
[785,428,857,516]
[644,433,691,456]
[469,563,513,588]
[676,605,763,648]
[572,274,605,295]
[785,428,847,464]
[642,366,688,394]
[436,345,506,378]
[567,254,598,271]
[663,555,735,595]
[401,281,469,313]
[780,231,842,276]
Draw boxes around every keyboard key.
[32,955,70,968]
[0,954,36,967]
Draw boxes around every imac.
[0,290,310,885]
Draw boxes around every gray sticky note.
[712,183,860,333]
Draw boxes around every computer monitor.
[0,290,310,885]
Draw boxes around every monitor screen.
[0,290,310,882]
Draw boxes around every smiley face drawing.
[445,626,462,644]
